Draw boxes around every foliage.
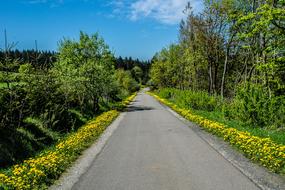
[153,88,285,144]
[0,110,119,189]
[115,56,150,84]
[156,88,223,112]
[0,49,150,83]
[149,92,285,174]
[150,0,285,129]
[150,44,192,89]
[115,69,140,96]
[0,50,57,71]
[0,93,136,189]
[235,0,285,94]
[54,31,116,113]
[0,31,140,169]
[232,83,285,128]
[157,86,285,130]
[131,66,143,84]
[0,91,137,189]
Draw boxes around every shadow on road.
[126,105,154,112]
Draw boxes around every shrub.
[232,83,285,128]
[0,110,119,189]
[0,92,137,189]
[157,87,285,129]
[115,69,140,94]
[156,88,223,112]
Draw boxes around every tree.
[54,31,116,113]
[131,66,143,83]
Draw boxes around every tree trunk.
[208,63,213,94]
[221,51,228,98]
[93,96,99,113]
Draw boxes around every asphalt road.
[72,91,259,190]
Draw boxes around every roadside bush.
[0,32,140,169]
[231,83,285,128]
[156,87,285,129]
[0,32,142,169]
[150,92,285,173]
[0,110,119,189]
[115,69,140,95]
[0,92,137,189]
[156,88,223,112]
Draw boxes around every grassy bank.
[0,93,136,189]
[148,91,285,174]
[154,88,285,145]
[191,109,285,146]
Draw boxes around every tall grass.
[155,88,285,145]
[157,88,224,111]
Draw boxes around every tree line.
[150,0,285,128]
[0,50,150,73]
[0,50,57,70]
[0,32,149,168]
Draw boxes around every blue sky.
[0,0,203,60]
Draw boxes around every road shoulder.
[49,113,126,190]
[151,94,285,190]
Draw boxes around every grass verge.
[0,93,137,190]
[148,92,285,174]
[192,109,285,146]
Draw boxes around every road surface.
[72,91,259,190]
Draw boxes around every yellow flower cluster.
[0,93,137,189]
[149,92,285,173]
[0,110,119,189]
[122,92,137,107]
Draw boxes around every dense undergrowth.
[0,32,145,169]
[0,93,137,189]
[149,91,285,174]
[155,88,285,145]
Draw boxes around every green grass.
[155,88,285,146]
[165,98,285,145]
[192,109,285,145]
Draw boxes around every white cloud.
[109,0,202,25]
[129,0,201,25]
[27,0,202,24]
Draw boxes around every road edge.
[49,112,126,190]
[148,94,285,190]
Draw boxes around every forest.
[150,0,285,133]
[0,31,149,168]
